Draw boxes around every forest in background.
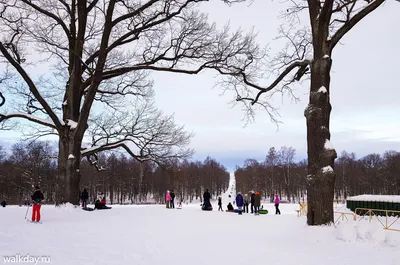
[0,141,229,204]
[1,141,399,205]
[235,147,400,203]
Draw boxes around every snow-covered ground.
[1,202,399,265]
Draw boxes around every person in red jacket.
[100,197,106,206]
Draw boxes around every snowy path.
[220,172,236,205]
[1,204,399,265]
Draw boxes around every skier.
[218,196,222,211]
[31,186,44,222]
[170,190,175,209]
[80,188,89,208]
[274,194,281,215]
[250,191,255,213]
[236,192,244,215]
[254,191,261,215]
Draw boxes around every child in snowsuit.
[227,202,234,211]
[166,190,171,208]
[275,194,281,215]
[218,197,222,211]
[31,186,44,222]
[236,192,244,215]
[100,197,106,206]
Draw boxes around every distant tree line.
[235,147,400,203]
[0,141,229,205]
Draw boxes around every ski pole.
[25,204,30,219]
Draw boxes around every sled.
[82,207,94,211]
[259,210,268,215]
[201,206,213,211]
[95,206,112,210]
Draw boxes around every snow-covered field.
[1,202,399,265]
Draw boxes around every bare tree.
[0,0,261,204]
[222,0,386,225]
[278,146,296,202]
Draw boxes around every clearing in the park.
[1,202,399,265]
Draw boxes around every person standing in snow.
[170,190,175,209]
[31,186,44,222]
[218,196,222,211]
[166,190,171,208]
[274,194,281,215]
[235,192,244,215]
[80,188,89,208]
[254,191,261,215]
[243,194,249,213]
[203,189,211,208]
[250,191,255,213]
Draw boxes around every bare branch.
[0,43,63,129]
[20,0,71,39]
[0,112,57,129]
[0,92,4,107]
[330,0,385,49]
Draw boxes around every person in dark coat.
[170,190,176,209]
[236,192,244,215]
[0,200,6,207]
[31,186,44,222]
[203,189,211,208]
[80,188,89,208]
[254,191,261,215]
[250,191,256,213]
[218,197,222,211]
[227,202,234,211]
[243,194,249,213]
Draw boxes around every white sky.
[1,0,400,171]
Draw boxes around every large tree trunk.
[56,132,82,205]
[305,48,337,225]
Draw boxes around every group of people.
[80,188,110,209]
[165,190,177,208]
[217,191,282,215]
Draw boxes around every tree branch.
[0,43,63,129]
[0,112,57,129]
[331,0,385,49]
[20,0,71,39]
[233,59,311,105]
[0,92,4,107]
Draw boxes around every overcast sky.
[152,0,400,170]
[1,0,399,172]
